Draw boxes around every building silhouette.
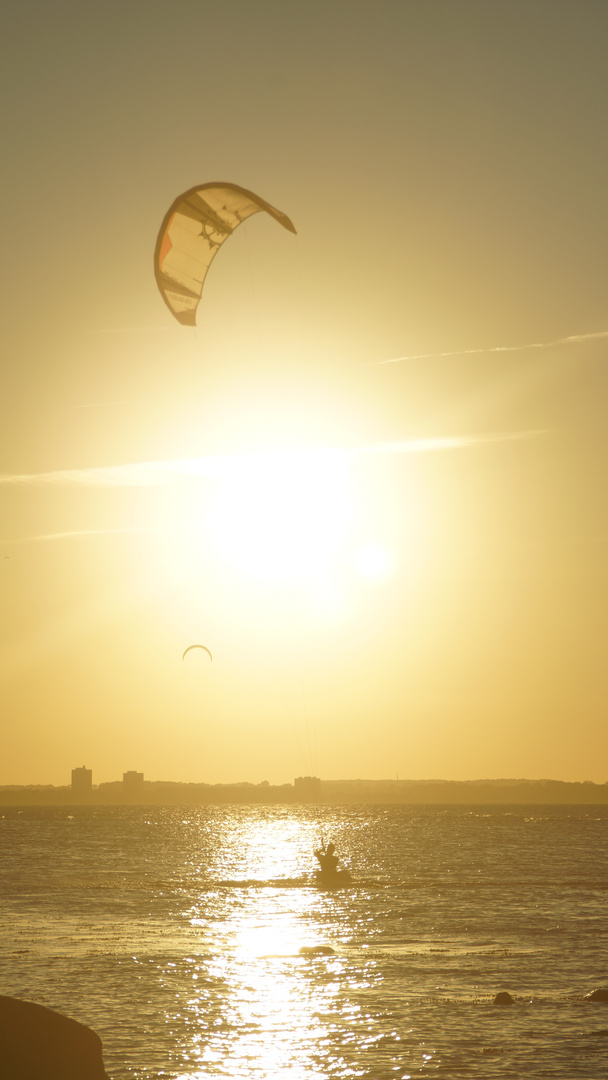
[123,771,144,795]
[294,776,321,800]
[71,766,92,796]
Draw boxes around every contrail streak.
[379,330,608,365]
[0,431,542,490]
[92,325,179,335]
[24,528,161,542]
[75,401,134,409]
[0,458,222,488]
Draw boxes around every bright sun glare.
[153,440,405,630]
[148,387,417,631]
[207,448,352,584]
[354,542,396,582]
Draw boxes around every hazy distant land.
[1,777,607,806]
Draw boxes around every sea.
[1,803,607,1079]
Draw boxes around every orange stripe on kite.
[158,213,175,269]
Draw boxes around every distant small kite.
[154,181,296,326]
[182,644,212,662]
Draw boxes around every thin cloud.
[349,430,542,457]
[380,329,608,365]
[75,401,135,410]
[0,459,220,488]
[1,526,182,547]
[92,325,180,335]
[0,431,542,490]
[24,528,162,542]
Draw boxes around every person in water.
[315,840,339,874]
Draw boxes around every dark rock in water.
[299,945,335,956]
[493,991,515,1006]
[0,996,110,1079]
[585,988,608,1002]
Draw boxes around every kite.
[182,644,212,662]
[154,181,296,325]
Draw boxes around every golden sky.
[1,1,608,785]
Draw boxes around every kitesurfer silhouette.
[314,840,339,874]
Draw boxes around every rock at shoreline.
[493,991,515,1006]
[0,996,110,1079]
[585,988,608,1002]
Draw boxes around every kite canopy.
[182,644,212,662]
[154,181,296,326]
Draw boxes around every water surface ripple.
[1,804,607,1078]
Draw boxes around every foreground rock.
[0,996,110,1079]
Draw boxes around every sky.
[1,0,607,787]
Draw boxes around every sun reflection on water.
[177,812,350,1078]
[197,812,314,884]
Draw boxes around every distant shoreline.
[1,777,607,806]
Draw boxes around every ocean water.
[1,803,607,1079]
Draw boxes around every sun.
[207,447,352,584]
[354,542,396,582]
[135,383,420,638]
